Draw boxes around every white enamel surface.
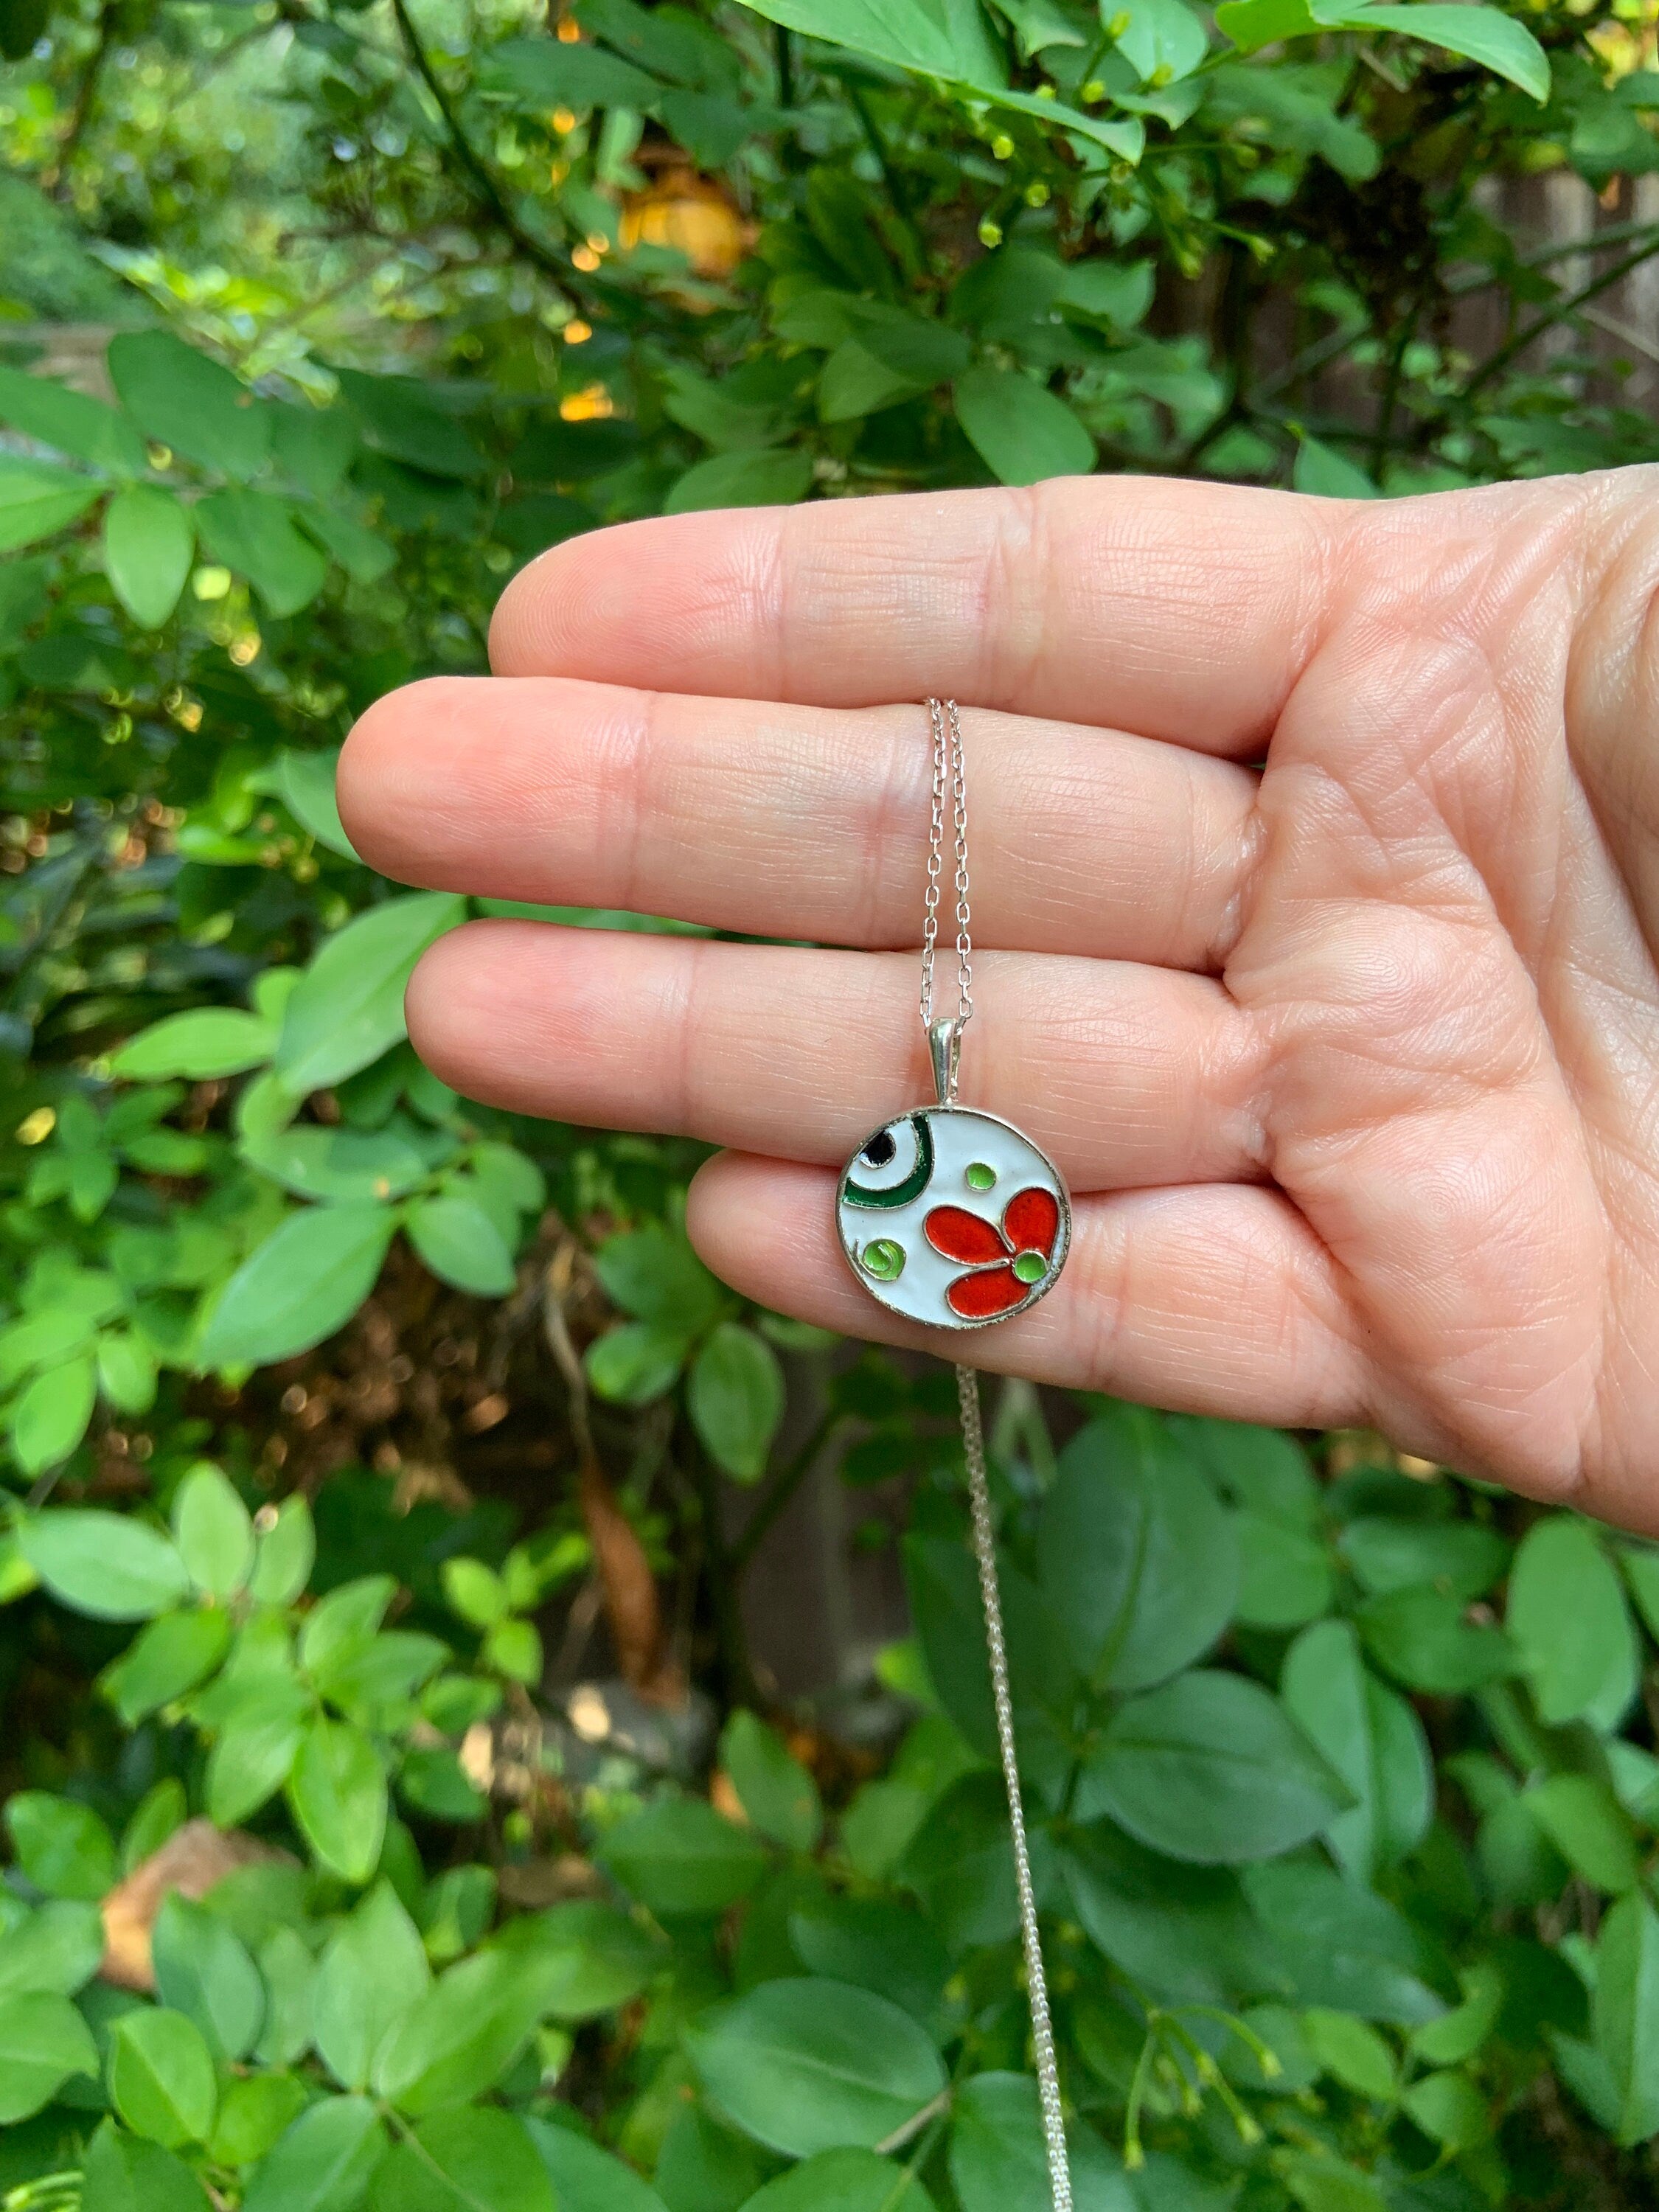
[835,1105,1069,1330]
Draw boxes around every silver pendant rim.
[835,1102,1073,1333]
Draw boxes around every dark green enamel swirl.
[843,1113,933,1210]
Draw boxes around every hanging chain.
[919,698,973,1034]
[922,700,1071,2212]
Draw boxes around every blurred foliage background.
[6,0,1659,2206]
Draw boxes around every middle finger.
[406,924,1270,1194]
[339,678,1262,974]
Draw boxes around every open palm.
[338,470,1659,1531]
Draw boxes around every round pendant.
[836,1105,1071,1331]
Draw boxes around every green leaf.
[953,368,1094,487]
[198,1203,397,1367]
[243,2096,389,2212]
[1399,2067,1489,2152]
[173,1461,255,1597]
[97,1333,158,1414]
[196,489,329,618]
[740,2146,937,2211]
[0,361,147,473]
[1077,1669,1349,1863]
[0,1989,99,2122]
[301,1576,397,1674]
[153,1892,265,2062]
[690,1978,947,2157]
[108,2007,218,2146]
[1594,1889,1659,2144]
[1337,1,1549,100]
[664,446,815,514]
[586,1321,695,1405]
[1279,2155,1388,2212]
[313,1879,431,2090]
[7,1790,116,1899]
[243,1121,431,1206]
[721,1710,823,1849]
[494,1899,664,2020]
[209,2073,313,2169]
[1508,1517,1638,1728]
[601,1796,771,1916]
[1037,1408,1238,1691]
[1302,2008,1396,2099]
[1116,0,1207,80]
[276,893,467,1095]
[103,485,195,627]
[109,331,273,481]
[0,456,102,552]
[1281,1618,1431,1879]
[206,1680,310,1826]
[10,1350,97,1475]
[369,2109,556,2212]
[1357,1585,1514,1695]
[19,1508,189,1620]
[950,2074,1130,2212]
[274,748,358,860]
[111,1008,276,1080]
[1292,435,1377,498]
[1214,0,1317,49]
[1338,1516,1506,1599]
[100,1608,232,1726]
[333,371,486,481]
[288,1715,387,1884]
[0,1899,104,2000]
[80,2120,210,2212]
[479,33,661,108]
[689,1324,786,1482]
[594,1222,725,1326]
[732,0,1006,88]
[1526,1773,1641,1893]
[297,504,397,588]
[406,1192,517,1296]
[1235,1512,1333,1630]
[373,1948,554,2112]
[524,2118,668,2212]
[249,1495,316,1607]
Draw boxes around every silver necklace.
[835,698,1074,2212]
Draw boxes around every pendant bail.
[928,1015,965,1107]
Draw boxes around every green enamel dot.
[860,1238,906,1282]
[1012,1251,1047,1284]
[965,1161,997,1191]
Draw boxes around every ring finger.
[406,922,1270,1194]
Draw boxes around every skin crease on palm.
[335,467,1659,1538]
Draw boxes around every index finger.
[490,476,1347,756]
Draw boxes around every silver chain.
[923,700,1071,2212]
[919,696,973,1035]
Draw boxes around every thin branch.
[49,0,115,194]
[729,1407,838,1575]
[388,0,591,303]
[1460,236,1659,401]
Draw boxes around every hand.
[338,471,1659,1529]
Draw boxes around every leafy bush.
[5,0,1659,2202]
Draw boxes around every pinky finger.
[685,1154,1368,1431]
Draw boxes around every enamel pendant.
[837,1020,1071,1332]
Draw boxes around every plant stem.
[50,0,114,194]
[1460,236,1659,401]
[730,1408,838,1575]
[389,0,589,303]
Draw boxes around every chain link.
[921,699,1071,2212]
[919,698,973,1033]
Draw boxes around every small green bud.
[978,216,1004,246]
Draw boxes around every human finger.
[339,678,1261,972]
[487,478,1347,757]
[404,923,1268,1195]
[684,1151,1366,1428]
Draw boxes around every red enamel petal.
[947,1265,1029,1319]
[1003,1187,1060,1260]
[925,1206,1009,1265]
